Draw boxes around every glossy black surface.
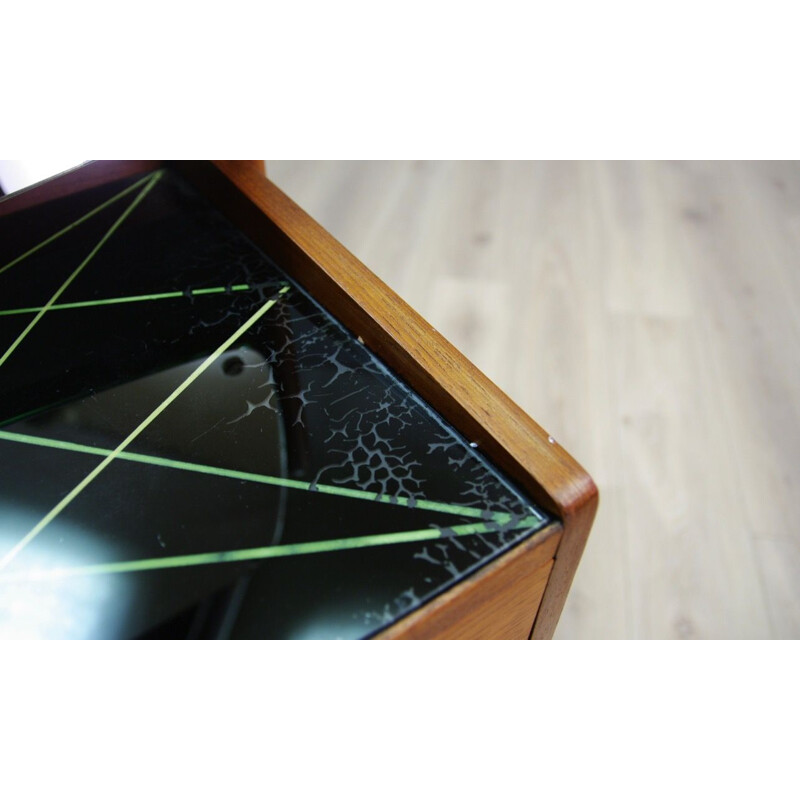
[0,167,551,638]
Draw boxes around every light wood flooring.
[268,161,800,639]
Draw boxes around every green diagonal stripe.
[0,284,253,316]
[0,172,155,279]
[0,518,543,583]
[0,285,290,570]
[0,171,163,370]
[0,429,545,525]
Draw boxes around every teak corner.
[0,159,598,639]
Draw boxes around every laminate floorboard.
[268,161,800,639]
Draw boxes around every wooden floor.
[268,161,800,639]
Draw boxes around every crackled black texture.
[0,168,551,638]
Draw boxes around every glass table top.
[0,166,551,638]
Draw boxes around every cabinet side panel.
[377,526,561,639]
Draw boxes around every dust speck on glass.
[0,168,551,639]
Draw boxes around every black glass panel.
[0,167,552,638]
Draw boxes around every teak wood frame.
[0,160,598,639]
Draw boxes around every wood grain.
[172,161,597,638]
[375,524,561,639]
[268,160,800,639]
[0,161,158,217]
[2,160,598,639]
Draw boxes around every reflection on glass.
[0,168,552,638]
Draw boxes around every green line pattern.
[0,172,154,279]
[0,168,549,612]
[0,284,252,317]
[0,171,163,369]
[0,430,544,525]
[0,518,542,583]
[0,288,290,570]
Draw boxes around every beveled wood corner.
[0,160,598,639]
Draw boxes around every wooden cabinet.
[0,161,596,639]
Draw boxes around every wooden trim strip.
[176,161,598,638]
[0,161,160,217]
[374,523,562,639]
[1,160,598,638]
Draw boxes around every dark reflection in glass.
[0,168,552,638]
